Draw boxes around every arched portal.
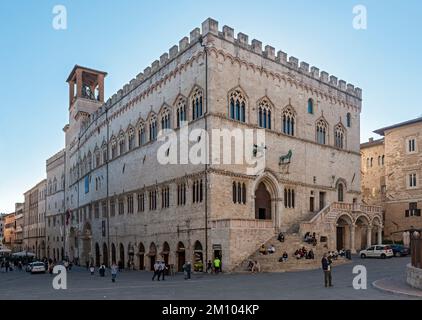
[119,243,125,269]
[102,243,109,267]
[177,242,186,272]
[111,243,116,264]
[161,242,170,266]
[255,182,272,220]
[336,214,354,251]
[128,243,135,269]
[95,243,100,267]
[148,243,157,271]
[138,242,145,270]
[355,215,371,250]
[193,241,204,272]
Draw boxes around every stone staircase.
[234,233,348,273]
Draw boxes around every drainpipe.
[199,37,209,265]
[106,108,111,266]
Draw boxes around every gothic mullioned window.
[282,106,296,136]
[138,123,145,146]
[102,142,108,164]
[232,182,247,204]
[94,147,101,168]
[161,109,171,131]
[177,182,187,206]
[111,137,117,159]
[258,99,272,129]
[149,117,157,141]
[334,124,345,149]
[118,132,126,155]
[316,119,328,145]
[128,127,135,151]
[137,192,145,213]
[192,179,204,203]
[229,89,246,122]
[284,188,295,208]
[176,97,187,128]
[161,186,170,209]
[87,151,92,171]
[191,87,204,120]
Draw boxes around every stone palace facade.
[42,18,382,271]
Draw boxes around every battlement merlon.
[200,17,362,101]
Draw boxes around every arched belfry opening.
[67,65,107,107]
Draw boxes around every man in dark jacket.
[321,253,333,288]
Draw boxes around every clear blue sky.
[0,0,421,213]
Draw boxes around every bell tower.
[66,65,107,120]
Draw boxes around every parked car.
[360,245,394,259]
[390,244,410,257]
[30,262,46,274]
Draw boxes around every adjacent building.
[23,180,47,257]
[46,150,66,261]
[362,117,422,241]
[3,213,16,249]
[14,203,24,252]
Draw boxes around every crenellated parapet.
[82,17,362,138]
[200,18,362,100]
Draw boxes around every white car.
[360,245,394,259]
[30,262,46,274]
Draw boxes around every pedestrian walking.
[99,264,106,277]
[213,257,221,274]
[111,262,118,283]
[321,253,333,288]
[152,261,160,281]
[206,260,213,274]
[90,265,95,276]
[159,261,167,281]
[183,261,192,280]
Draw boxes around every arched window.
[316,119,328,145]
[95,148,101,167]
[242,183,247,205]
[382,155,385,166]
[149,116,157,141]
[346,113,352,127]
[232,181,247,204]
[370,158,373,167]
[176,97,187,128]
[128,127,135,151]
[229,89,246,122]
[138,123,145,146]
[338,183,344,202]
[334,124,345,149]
[160,108,171,131]
[282,106,296,136]
[191,87,204,120]
[308,99,314,114]
[232,182,237,203]
[111,137,117,159]
[258,99,272,129]
[284,188,295,208]
[102,141,108,164]
[118,132,126,155]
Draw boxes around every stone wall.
[407,264,422,289]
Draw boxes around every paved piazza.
[0,257,418,300]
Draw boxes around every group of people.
[294,247,315,260]
[248,260,261,273]
[304,232,318,246]
[259,244,276,255]
[87,262,119,282]
[152,261,168,281]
